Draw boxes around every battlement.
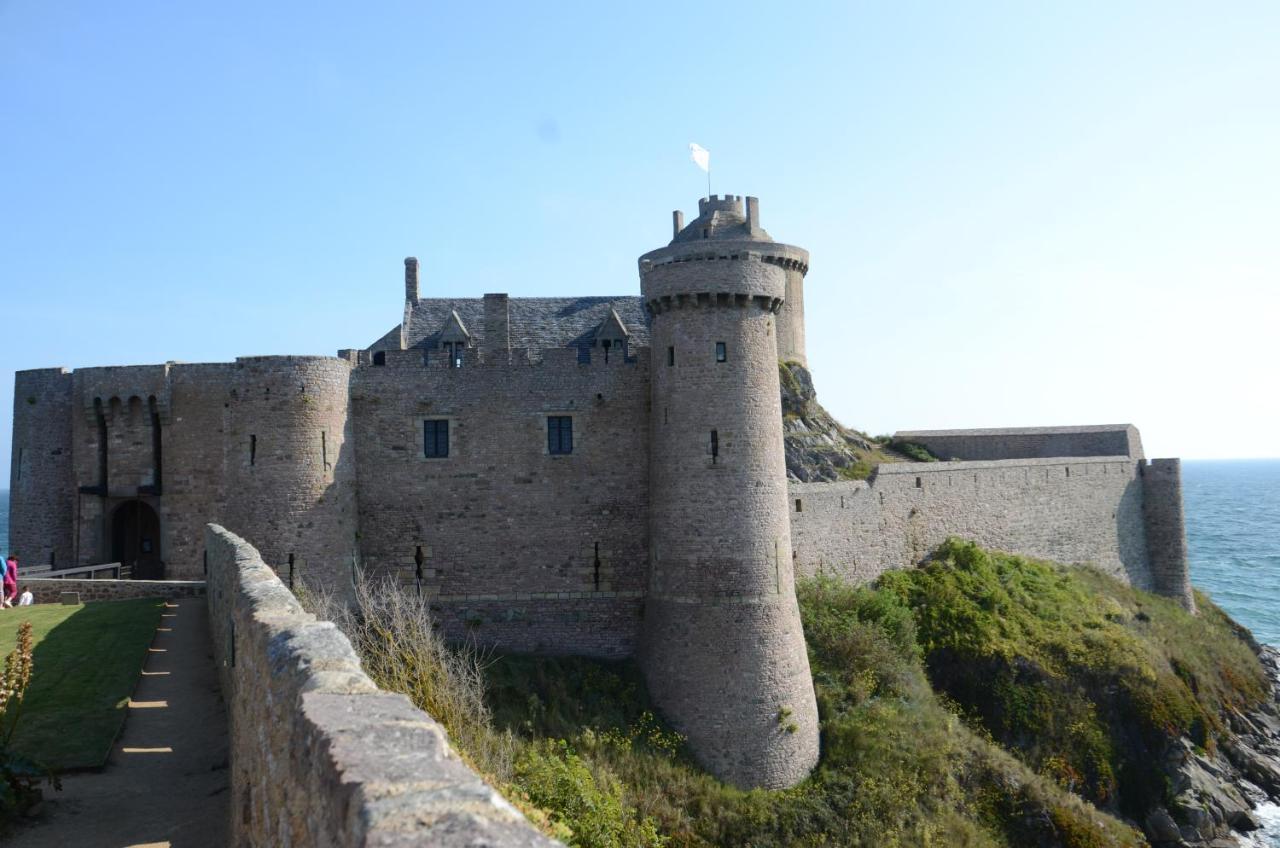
[349,343,645,371]
[698,194,744,215]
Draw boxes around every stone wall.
[24,577,206,605]
[894,425,1145,461]
[204,524,557,848]
[349,346,649,658]
[789,455,1195,607]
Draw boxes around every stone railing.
[24,577,206,605]
[204,524,558,847]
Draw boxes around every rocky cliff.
[779,361,907,482]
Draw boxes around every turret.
[636,195,819,789]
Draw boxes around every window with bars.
[424,419,449,458]
[547,416,573,455]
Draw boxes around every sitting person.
[17,588,33,607]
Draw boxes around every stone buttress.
[637,195,820,789]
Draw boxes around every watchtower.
[636,195,819,789]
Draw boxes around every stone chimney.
[483,293,510,353]
[672,210,684,240]
[404,257,419,302]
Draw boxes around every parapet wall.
[894,425,1145,461]
[25,578,205,605]
[204,524,556,848]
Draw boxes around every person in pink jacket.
[2,555,18,608]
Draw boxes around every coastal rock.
[1144,641,1280,847]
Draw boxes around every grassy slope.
[0,599,163,769]
[878,540,1268,824]
[480,574,1147,848]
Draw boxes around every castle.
[7,194,1193,791]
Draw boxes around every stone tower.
[636,195,819,789]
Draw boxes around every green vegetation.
[1,620,56,822]
[878,540,1268,822]
[0,600,163,770]
[889,439,938,462]
[310,569,1152,847]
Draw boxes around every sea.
[1,460,1278,840]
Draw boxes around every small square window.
[715,342,727,363]
[424,420,449,458]
[372,351,386,366]
[548,416,573,455]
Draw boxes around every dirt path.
[9,598,229,848]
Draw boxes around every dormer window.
[594,308,630,364]
[437,308,472,368]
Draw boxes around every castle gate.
[111,500,163,580]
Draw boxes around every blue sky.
[2,1,1278,482]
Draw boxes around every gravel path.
[8,598,229,848]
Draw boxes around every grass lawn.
[0,599,163,770]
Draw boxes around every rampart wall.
[790,456,1154,589]
[349,346,649,658]
[894,425,1145,461]
[205,524,557,848]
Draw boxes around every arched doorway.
[111,501,163,580]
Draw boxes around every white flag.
[689,143,710,173]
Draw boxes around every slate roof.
[373,296,651,352]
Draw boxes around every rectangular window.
[710,429,719,462]
[548,416,573,455]
[715,342,727,363]
[424,420,449,458]
[667,346,675,367]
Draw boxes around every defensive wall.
[205,524,557,848]
[789,424,1193,610]
[894,424,1145,462]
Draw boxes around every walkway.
[9,599,229,848]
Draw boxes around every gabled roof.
[372,296,651,353]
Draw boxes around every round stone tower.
[637,195,819,789]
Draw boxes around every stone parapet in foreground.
[204,523,558,847]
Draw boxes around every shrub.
[0,622,59,822]
[890,440,938,462]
